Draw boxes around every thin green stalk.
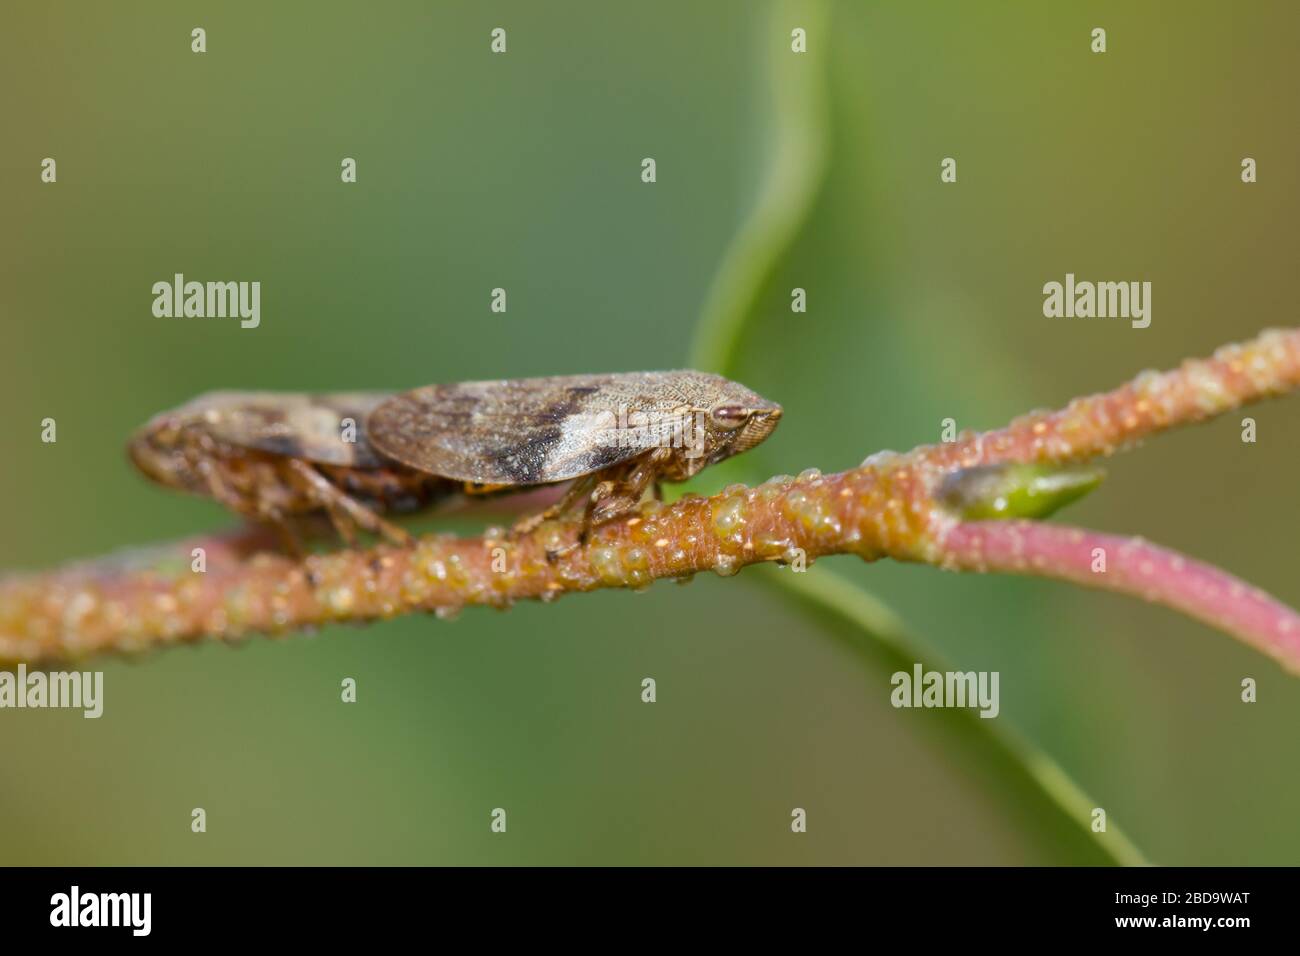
[774,566,1149,866]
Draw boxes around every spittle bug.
[129,372,782,554]
[366,370,783,536]
[127,391,452,551]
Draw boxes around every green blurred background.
[2,0,1297,864]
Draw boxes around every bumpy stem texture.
[943,522,1300,671]
[2,328,1298,668]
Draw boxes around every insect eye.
[710,405,750,429]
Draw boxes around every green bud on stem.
[938,463,1105,521]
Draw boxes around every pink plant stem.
[942,521,1300,673]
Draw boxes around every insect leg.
[196,459,247,515]
[322,504,360,548]
[285,458,412,547]
[198,459,305,557]
[510,474,596,538]
[512,448,668,557]
[589,448,671,525]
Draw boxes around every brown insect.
[127,391,450,552]
[129,372,783,552]
[367,370,783,537]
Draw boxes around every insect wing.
[193,392,392,468]
[367,375,689,484]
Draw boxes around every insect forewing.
[190,391,393,468]
[367,373,698,484]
